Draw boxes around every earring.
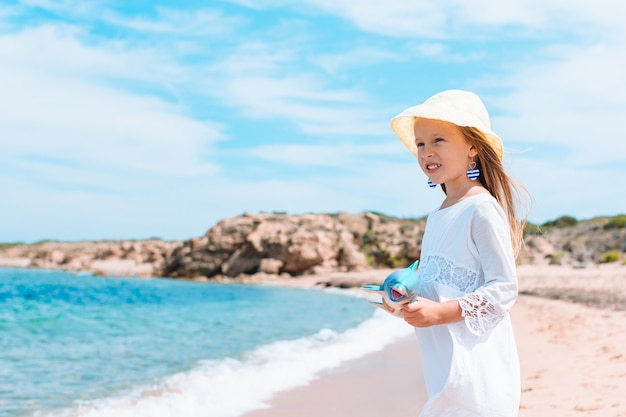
[427,179,437,188]
[467,160,480,181]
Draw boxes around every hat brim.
[390,110,503,161]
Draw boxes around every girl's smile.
[426,163,442,173]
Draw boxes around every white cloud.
[206,43,386,136]
[507,156,626,222]
[19,0,94,14]
[0,3,20,20]
[300,0,624,38]
[221,75,382,135]
[0,25,186,84]
[102,7,243,37]
[0,26,223,194]
[192,156,439,221]
[303,0,448,38]
[479,30,626,223]
[490,41,626,166]
[0,175,218,241]
[312,46,401,74]
[249,143,401,167]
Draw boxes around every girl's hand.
[401,298,463,327]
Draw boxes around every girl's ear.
[468,145,478,159]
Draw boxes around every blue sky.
[1,0,625,243]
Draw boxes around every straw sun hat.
[390,90,504,161]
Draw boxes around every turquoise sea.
[0,267,410,417]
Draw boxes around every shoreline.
[238,293,626,417]
[240,335,427,417]
[3,264,625,416]
[241,264,626,417]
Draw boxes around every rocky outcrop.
[0,240,181,277]
[161,211,425,279]
[520,217,626,266]
[1,212,624,280]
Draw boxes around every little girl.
[389,90,528,417]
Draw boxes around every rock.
[522,217,626,266]
[259,258,284,274]
[0,240,181,278]
[159,212,414,279]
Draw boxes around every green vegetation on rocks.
[600,250,622,263]
[0,242,24,249]
[605,215,626,230]
[542,215,578,228]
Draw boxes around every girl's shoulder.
[467,192,503,213]
[463,193,508,224]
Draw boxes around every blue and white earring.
[427,179,437,188]
[467,160,480,181]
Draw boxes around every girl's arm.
[457,203,518,335]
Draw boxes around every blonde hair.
[446,126,530,257]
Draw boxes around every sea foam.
[40,310,413,417]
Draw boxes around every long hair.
[444,126,530,257]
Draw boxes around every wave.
[39,309,413,417]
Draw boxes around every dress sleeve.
[457,202,518,336]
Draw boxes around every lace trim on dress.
[420,256,505,336]
[458,293,506,336]
[420,256,480,293]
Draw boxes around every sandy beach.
[243,264,626,417]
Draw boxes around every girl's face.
[413,118,477,188]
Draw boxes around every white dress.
[414,193,520,417]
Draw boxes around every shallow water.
[0,267,409,417]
